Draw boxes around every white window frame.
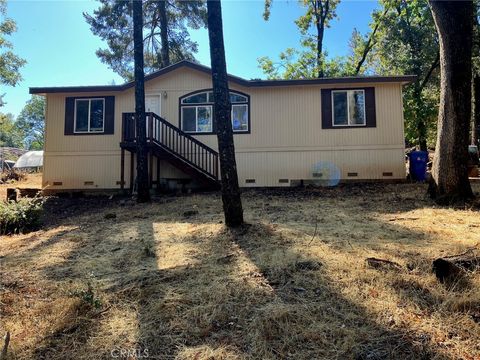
[180,90,249,133]
[231,104,249,132]
[74,98,105,133]
[182,105,213,133]
[331,89,366,127]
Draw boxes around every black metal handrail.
[122,112,219,180]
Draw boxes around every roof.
[30,60,416,94]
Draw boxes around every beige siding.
[42,66,406,190]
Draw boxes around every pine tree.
[207,0,244,227]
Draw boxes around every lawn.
[1,182,479,359]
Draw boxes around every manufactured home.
[30,60,414,191]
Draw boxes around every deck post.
[120,148,125,190]
[148,113,153,142]
[156,156,160,190]
[130,152,134,193]
[149,151,153,189]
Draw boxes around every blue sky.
[2,0,378,117]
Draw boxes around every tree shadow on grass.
[131,220,455,359]
[3,184,476,359]
[221,222,453,360]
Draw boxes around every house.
[29,60,414,192]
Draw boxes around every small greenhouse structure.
[14,150,43,171]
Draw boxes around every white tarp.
[14,150,43,169]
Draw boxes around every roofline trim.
[29,60,417,94]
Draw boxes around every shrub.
[69,275,102,310]
[0,197,44,235]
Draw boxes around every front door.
[145,95,161,115]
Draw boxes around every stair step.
[121,112,219,189]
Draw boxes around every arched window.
[179,90,250,134]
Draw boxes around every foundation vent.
[382,172,393,177]
[84,181,94,186]
[245,179,256,184]
[278,179,289,184]
[347,172,358,177]
[53,181,63,186]
[312,172,323,178]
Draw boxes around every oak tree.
[16,96,45,150]
[261,0,339,78]
[0,0,26,106]
[428,0,474,202]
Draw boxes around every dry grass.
[0,172,42,200]
[1,183,480,359]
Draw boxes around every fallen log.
[0,331,10,360]
[432,250,480,283]
[365,257,402,271]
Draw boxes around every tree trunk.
[158,0,170,67]
[316,22,324,78]
[133,0,150,203]
[354,7,389,76]
[315,0,326,78]
[206,0,244,227]
[473,75,480,145]
[428,0,474,203]
[414,85,428,151]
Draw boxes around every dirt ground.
[1,183,480,360]
[0,173,42,200]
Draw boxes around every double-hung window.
[180,90,250,133]
[332,89,366,127]
[74,98,105,133]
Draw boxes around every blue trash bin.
[409,151,428,181]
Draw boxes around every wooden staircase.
[120,112,220,190]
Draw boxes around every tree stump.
[432,250,480,283]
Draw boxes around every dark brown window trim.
[178,88,251,135]
[65,96,115,136]
[321,87,376,130]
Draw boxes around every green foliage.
[0,112,23,148]
[84,0,207,80]
[402,85,438,147]
[260,0,340,78]
[294,0,339,34]
[258,44,321,80]
[258,42,348,79]
[367,0,440,148]
[260,0,440,148]
[0,0,26,87]
[16,95,45,150]
[0,197,44,235]
[69,275,102,309]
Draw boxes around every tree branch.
[419,51,440,92]
[354,6,389,75]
